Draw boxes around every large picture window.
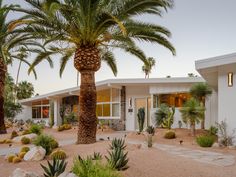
[32,100,50,119]
[96,88,120,118]
[153,93,190,108]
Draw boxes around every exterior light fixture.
[228,72,233,87]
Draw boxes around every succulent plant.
[18,152,26,159]
[50,149,67,160]
[22,129,31,135]
[110,138,126,150]
[146,126,155,135]
[91,152,102,160]
[5,139,12,144]
[20,146,30,153]
[21,137,31,144]
[7,154,16,163]
[11,130,19,139]
[41,159,67,177]
[0,139,5,144]
[12,156,21,163]
[164,130,176,139]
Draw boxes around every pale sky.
[6,0,236,95]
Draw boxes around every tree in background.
[190,83,212,129]
[142,57,156,78]
[16,81,34,100]
[180,98,205,136]
[17,0,176,143]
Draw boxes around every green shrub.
[51,139,59,149]
[29,124,42,135]
[22,129,31,135]
[41,159,67,177]
[91,152,102,160]
[208,126,218,136]
[21,137,31,144]
[33,134,58,155]
[196,135,215,147]
[50,149,67,160]
[20,146,30,153]
[11,130,18,139]
[72,156,120,177]
[164,131,176,139]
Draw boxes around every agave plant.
[109,138,126,150]
[91,152,102,160]
[41,159,67,177]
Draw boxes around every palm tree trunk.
[200,97,205,129]
[0,59,7,134]
[190,122,195,136]
[74,46,101,144]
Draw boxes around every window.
[96,88,120,118]
[32,100,50,119]
[153,93,190,108]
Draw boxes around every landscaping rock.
[12,133,37,143]
[24,146,46,161]
[212,142,220,148]
[58,172,77,177]
[228,145,236,150]
[10,168,39,177]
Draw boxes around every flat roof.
[20,77,205,105]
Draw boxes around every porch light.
[228,72,233,87]
[128,98,132,108]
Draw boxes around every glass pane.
[32,107,41,118]
[159,93,191,107]
[103,104,110,116]
[112,103,120,117]
[97,89,111,102]
[42,106,49,118]
[96,104,102,117]
[112,89,119,102]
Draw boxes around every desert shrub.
[7,154,16,163]
[0,139,5,144]
[155,103,169,127]
[216,120,235,146]
[50,149,67,160]
[57,126,64,131]
[51,139,59,149]
[91,152,102,160]
[22,129,31,135]
[21,137,31,144]
[196,135,215,147]
[41,159,67,177]
[65,112,78,124]
[57,124,72,132]
[33,134,58,155]
[11,130,18,139]
[208,126,218,136]
[12,156,21,163]
[106,138,129,171]
[164,131,176,139]
[146,126,155,135]
[20,146,30,153]
[18,152,26,159]
[72,156,120,177]
[29,124,42,135]
[5,139,12,143]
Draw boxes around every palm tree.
[190,83,212,129]
[142,57,156,78]
[0,1,41,134]
[17,0,176,144]
[180,98,205,136]
[16,81,34,100]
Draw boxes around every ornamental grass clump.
[196,135,215,147]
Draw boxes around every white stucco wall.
[218,64,236,136]
[205,90,218,129]
[15,105,32,121]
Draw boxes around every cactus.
[12,156,21,163]
[11,130,19,139]
[20,146,30,153]
[162,107,175,129]
[7,154,16,163]
[51,140,59,149]
[164,130,176,139]
[137,108,145,133]
[41,159,67,177]
[50,149,67,160]
[110,138,126,150]
[5,139,12,144]
[19,152,26,159]
[21,137,31,144]
[0,139,5,144]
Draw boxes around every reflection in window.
[32,107,41,118]
[42,106,49,118]
[153,93,190,108]
[32,100,50,119]
[112,103,119,117]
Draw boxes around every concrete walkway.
[0,132,235,167]
[127,140,235,167]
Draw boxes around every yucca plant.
[106,147,129,171]
[109,138,126,150]
[41,159,67,177]
[14,0,176,143]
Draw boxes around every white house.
[16,77,217,131]
[196,52,236,135]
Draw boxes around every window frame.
[32,100,50,119]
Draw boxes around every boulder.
[58,172,77,177]
[10,168,39,177]
[24,146,46,161]
[12,133,37,143]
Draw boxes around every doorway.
[135,97,151,130]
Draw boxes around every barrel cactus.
[12,156,21,163]
[7,154,16,163]
[50,149,67,160]
[20,146,30,153]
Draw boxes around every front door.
[135,97,151,130]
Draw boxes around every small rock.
[10,168,39,177]
[12,133,37,143]
[24,146,46,161]
[228,145,236,150]
[58,172,77,177]
[212,142,220,148]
